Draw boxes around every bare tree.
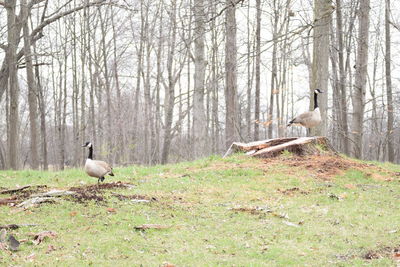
[224,0,239,148]
[5,0,20,169]
[310,0,333,136]
[193,0,207,157]
[385,0,394,162]
[254,0,261,141]
[161,0,178,164]
[351,0,370,159]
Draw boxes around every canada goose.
[82,141,114,184]
[287,88,324,128]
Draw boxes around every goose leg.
[100,177,105,182]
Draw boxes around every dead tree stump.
[223,137,336,158]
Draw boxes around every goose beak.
[82,144,86,147]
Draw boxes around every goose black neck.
[314,92,319,109]
[87,146,93,160]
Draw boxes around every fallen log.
[0,197,18,206]
[0,224,39,230]
[16,197,56,209]
[0,185,47,195]
[0,186,31,195]
[224,136,336,158]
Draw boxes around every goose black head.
[82,141,92,148]
[314,88,324,94]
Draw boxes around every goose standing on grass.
[287,88,324,128]
[82,142,114,184]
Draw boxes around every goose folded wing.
[291,111,314,124]
[92,160,113,173]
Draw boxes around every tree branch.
[207,0,246,23]
[30,0,109,41]
[0,0,114,102]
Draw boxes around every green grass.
[0,154,399,266]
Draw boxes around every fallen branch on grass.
[0,185,48,195]
[0,186,31,194]
[0,224,39,230]
[134,224,171,230]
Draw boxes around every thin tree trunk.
[161,0,178,164]
[193,0,207,158]
[72,4,79,167]
[211,0,219,154]
[254,0,261,141]
[21,0,39,169]
[132,4,145,162]
[385,0,394,162]
[154,3,164,164]
[34,50,48,170]
[80,5,87,164]
[99,8,112,164]
[351,0,370,159]
[224,0,239,148]
[335,0,349,154]
[268,1,278,139]
[245,1,252,141]
[310,0,332,136]
[111,7,123,163]
[6,0,19,170]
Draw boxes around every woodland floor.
[0,153,399,266]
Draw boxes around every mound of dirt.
[263,154,388,180]
[68,181,135,203]
[0,182,136,207]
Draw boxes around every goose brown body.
[82,142,114,183]
[287,89,323,128]
[85,159,114,178]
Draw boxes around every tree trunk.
[99,8,112,164]
[193,0,207,158]
[224,0,239,148]
[210,0,220,154]
[154,3,164,164]
[110,7,123,163]
[268,2,278,139]
[335,0,349,154]
[6,0,19,170]
[34,48,48,170]
[351,0,370,159]
[254,0,261,141]
[161,0,178,164]
[310,0,332,136]
[132,4,145,162]
[21,0,39,169]
[385,0,394,162]
[245,1,252,142]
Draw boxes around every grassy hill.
[0,154,399,266]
